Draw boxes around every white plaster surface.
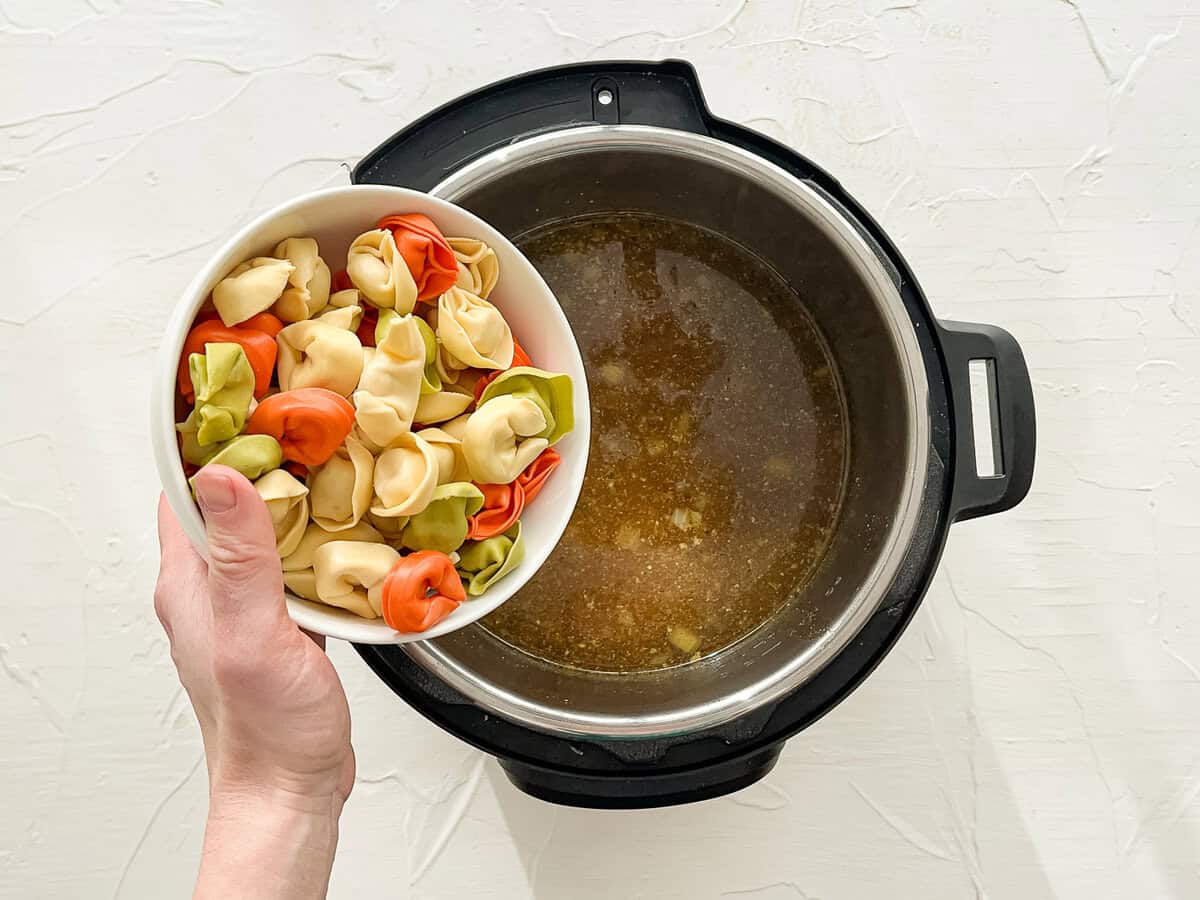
[2,1,1199,897]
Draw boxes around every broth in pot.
[482,215,847,673]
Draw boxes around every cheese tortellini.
[346,229,417,313]
[328,288,363,310]
[282,520,385,572]
[448,237,499,298]
[281,521,385,606]
[254,469,310,556]
[414,386,474,425]
[436,287,514,370]
[371,431,439,519]
[462,395,550,484]
[353,312,424,447]
[375,309,441,394]
[213,257,294,326]
[419,426,471,484]
[176,212,577,630]
[189,343,255,445]
[187,434,282,488]
[312,540,401,619]
[400,483,484,554]
[276,320,363,396]
[366,510,409,544]
[273,237,331,323]
[282,569,321,604]
[478,366,575,444]
[315,303,363,331]
[457,522,525,596]
[309,435,375,531]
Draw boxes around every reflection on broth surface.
[482,215,847,672]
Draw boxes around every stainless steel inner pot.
[410,126,929,738]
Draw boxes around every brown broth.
[481,215,847,672]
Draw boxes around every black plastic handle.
[939,320,1036,521]
[353,60,713,191]
[499,745,783,809]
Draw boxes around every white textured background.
[3,0,1199,897]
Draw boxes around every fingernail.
[197,471,237,514]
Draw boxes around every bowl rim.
[151,183,590,644]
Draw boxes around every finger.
[193,465,288,636]
[155,494,208,633]
[157,493,206,577]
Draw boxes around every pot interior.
[415,127,926,737]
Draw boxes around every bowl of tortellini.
[152,185,590,643]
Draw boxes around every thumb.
[193,465,287,634]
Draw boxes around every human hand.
[156,465,354,899]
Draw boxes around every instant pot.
[351,60,1036,808]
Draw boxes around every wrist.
[211,775,346,820]
[196,786,340,900]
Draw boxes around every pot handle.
[353,60,714,190]
[498,744,783,809]
[940,320,1036,521]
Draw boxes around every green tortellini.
[188,434,282,493]
[189,342,255,445]
[177,411,216,466]
[456,522,525,596]
[377,309,441,395]
[478,367,574,444]
[400,482,484,554]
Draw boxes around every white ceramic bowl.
[152,185,590,644]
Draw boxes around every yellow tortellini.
[281,521,385,608]
[478,366,574,444]
[419,426,471,484]
[462,395,550,484]
[436,287,514,370]
[434,345,468,385]
[448,237,499,298]
[213,257,294,326]
[413,386,474,426]
[282,520,385,572]
[370,431,438,519]
[283,569,321,603]
[377,309,441,395]
[438,412,471,442]
[276,319,363,396]
[328,288,363,310]
[311,541,401,619]
[315,304,363,331]
[254,469,310,557]
[353,312,424,447]
[309,435,375,531]
[273,237,331,323]
[346,229,417,313]
[457,522,525,596]
[399,483,484,554]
